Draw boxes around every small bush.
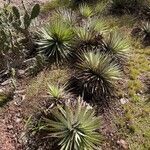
[37,21,75,63]
[102,31,130,63]
[79,3,94,18]
[141,22,150,46]
[42,98,101,150]
[68,51,121,101]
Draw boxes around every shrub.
[37,21,75,63]
[90,17,109,35]
[102,31,130,63]
[141,22,150,45]
[79,1,108,18]
[79,3,94,18]
[69,51,121,100]
[48,84,65,100]
[42,98,101,150]
[53,8,77,26]
[74,25,97,46]
[74,19,107,48]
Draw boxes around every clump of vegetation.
[27,98,101,150]
[102,31,130,63]
[68,51,121,101]
[141,22,150,46]
[1,0,150,149]
[48,84,65,100]
[53,8,77,26]
[132,21,150,46]
[37,21,75,63]
[79,3,94,18]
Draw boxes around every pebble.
[120,98,129,104]
[117,139,128,150]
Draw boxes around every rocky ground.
[0,1,48,150]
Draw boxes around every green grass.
[41,0,70,13]
[26,66,69,99]
[103,11,150,149]
[116,33,150,149]
[126,48,150,149]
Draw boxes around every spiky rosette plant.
[42,98,101,150]
[90,17,109,35]
[71,22,103,65]
[74,26,96,45]
[74,20,104,49]
[141,22,150,45]
[37,21,75,63]
[72,51,121,100]
[102,31,130,63]
[46,84,68,109]
[79,3,94,18]
[53,8,77,26]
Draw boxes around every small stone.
[120,98,129,104]
[18,70,25,78]
[7,125,13,130]
[14,90,26,94]
[117,139,128,150]
[15,117,22,123]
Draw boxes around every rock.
[15,117,22,123]
[14,90,26,94]
[18,70,25,78]
[7,125,14,130]
[120,98,129,104]
[117,139,128,150]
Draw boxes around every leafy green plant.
[42,98,101,150]
[102,31,130,62]
[0,2,23,73]
[79,2,107,18]
[75,25,96,45]
[48,84,65,100]
[10,3,40,52]
[141,22,150,43]
[90,17,109,35]
[73,51,121,100]
[37,21,75,63]
[79,3,94,18]
[12,3,40,31]
[53,8,77,26]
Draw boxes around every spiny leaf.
[31,4,40,20]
